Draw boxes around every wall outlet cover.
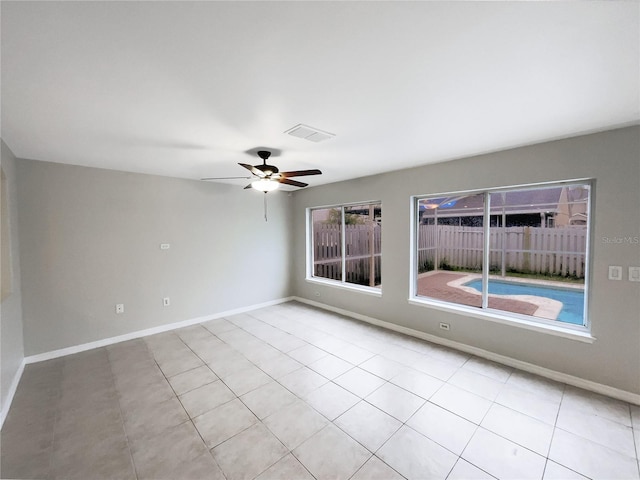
[608,266,622,281]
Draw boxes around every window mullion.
[482,191,491,309]
[341,206,346,283]
[412,198,419,297]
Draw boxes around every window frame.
[306,201,382,296]
[409,179,594,342]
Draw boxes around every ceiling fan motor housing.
[256,164,279,175]
[256,151,278,175]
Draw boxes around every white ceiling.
[2,1,638,189]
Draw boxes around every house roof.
[419,186,588,217]
[1,2,638,188]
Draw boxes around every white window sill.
[306,277,382,297]
[408,297,595,344]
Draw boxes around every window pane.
[312,208,342,281]
[486,185,588,325]
[343,204,381,287]
[416,193,484,308]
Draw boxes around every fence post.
[434,209,439,270]
[523,226,531,272]
[501,200,506,277]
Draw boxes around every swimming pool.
[464,279,585,325]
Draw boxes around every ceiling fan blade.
[239,163,265,177]
[279,169,322,178]
[279,178,308,188]
[201,176,252,180]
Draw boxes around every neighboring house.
[419,186,589,228]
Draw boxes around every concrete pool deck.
[416,271,567,320]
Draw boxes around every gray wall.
[1,141,25,414]
[291,126,640,395]
[17,159,292,355]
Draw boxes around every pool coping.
[444,273,564,321]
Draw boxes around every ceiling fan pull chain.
[264,192,268,222]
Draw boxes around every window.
[413,181,591,330]
[309,202,381,290]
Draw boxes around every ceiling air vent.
[284,124,335,143]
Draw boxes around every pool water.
[464,279,585,325]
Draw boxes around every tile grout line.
[46,360,64,480]
[170,323,325,478]
[176,327,305,478]
[264,308,544,479]
[106,348,141,480]
[199,313,394,478]
[160,331,234,479]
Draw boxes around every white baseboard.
[1,358,25,430]
[292,296,640,406]
[25,297,293,365]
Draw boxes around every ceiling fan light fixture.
[251,178,279,192]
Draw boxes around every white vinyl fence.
[417,225,587,278]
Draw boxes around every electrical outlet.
[608,266,622,281]
[629,266,640,282]
[439,322,450,331]
[115,304,124,314]
[163,297,170,306]
[160,243,170,250]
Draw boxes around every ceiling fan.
[201,150,322,192]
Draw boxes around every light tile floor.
[2,301,639,480]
